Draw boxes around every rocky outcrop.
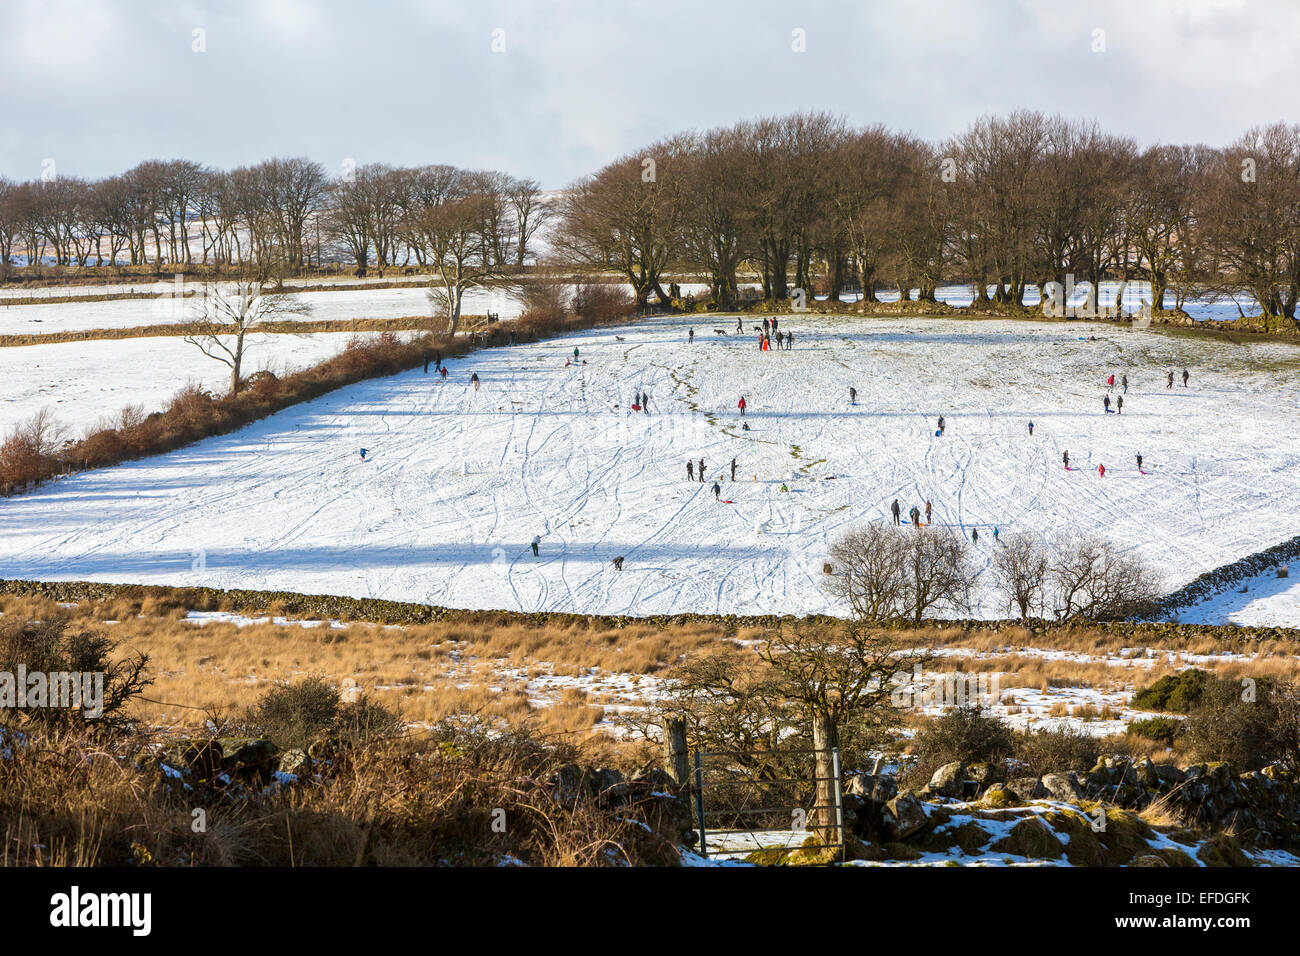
[847,756,1300,855]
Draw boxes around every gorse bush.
[241,676,403,749]
[1128,715,1183,746]
[1132,669,1210,713]
[0,615,151,732]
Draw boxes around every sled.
[720,499,734,504]
[934,429,942,437]
[630,404,641,411]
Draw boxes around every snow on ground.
[2,314,1299,622]
[0,278,1257,334]
[0,332,390,437]
[1172,566,1300,627]
[0,285,522,335]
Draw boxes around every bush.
[909,706,1014,783]
[75,429,126,470]
[0,432,43,487]
[0,615,151,732]
[242,676,403,750]
[1013,726,1107,775]
[1128,715,1183,746]
[1181,674,1300,771]
[570,282,634,322]
[1132,669,1209,713]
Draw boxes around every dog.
[713,329,726,335]
[615,335,625,341]
[612,556,625,571]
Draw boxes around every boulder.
[277,748,311,776]
[1007,776,1045,801]
[928,761,967,798]
[1039,772,1086,803]
[216,738,279,781]
[881,792,929,841]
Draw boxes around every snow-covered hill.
[2,315,1298,622]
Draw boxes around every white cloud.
[0,0,1296,186]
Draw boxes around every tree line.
[3,110,1300,324]
[556,111,1300,322]
[0,159,549,298]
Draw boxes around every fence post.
[693,751,707,858]
[664,717,690,789]
[832,746,845,863]
[812,712,837,845]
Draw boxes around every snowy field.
[0,332,394,438]
[2,314,1299,623]
[0,279,1255,335]
[0,285,522,335]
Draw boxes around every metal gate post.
[831,747,844,864]
[693,751,707,858]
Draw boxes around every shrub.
[1181,674,1300,770]
[908,706,1014,783]
[570,282,634,322]
[242,676,403,750]
[1013,726,1106,775]
[1132,669,1209,713]
[75,429,126,470]
[1128,715,1183,745]
[0,432,43,487]
[0,615,151,732]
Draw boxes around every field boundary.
[3,577,1298,641]
[1153,533,1300,617]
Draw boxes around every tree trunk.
[664,718,690,789]
[229,329,245,395]
[811,711,839,847]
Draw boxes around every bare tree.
[825,524,908,621]
[992,531,1051,618]
[826,524,974,624]
[1050,535,1163,621]
[405,167,515,334]
[900,527,975,622]
[184,276,311,395]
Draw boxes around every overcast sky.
[2,0,1297,188]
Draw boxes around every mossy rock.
[989,816,1064,860]
[919,821,991,855]
[1095,808,1156,866]
[1153,847,1198,867]
[1130,854,1168,867]
[980,785,1019,809]
[1043,809,1107,866]
[1197,834,1253,867]
[880,842,923,861]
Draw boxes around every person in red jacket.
[1098,463,1106,478]
[738,396,747,416]
[1107,373,1115,389]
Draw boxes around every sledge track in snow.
[3,314,1300,622]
